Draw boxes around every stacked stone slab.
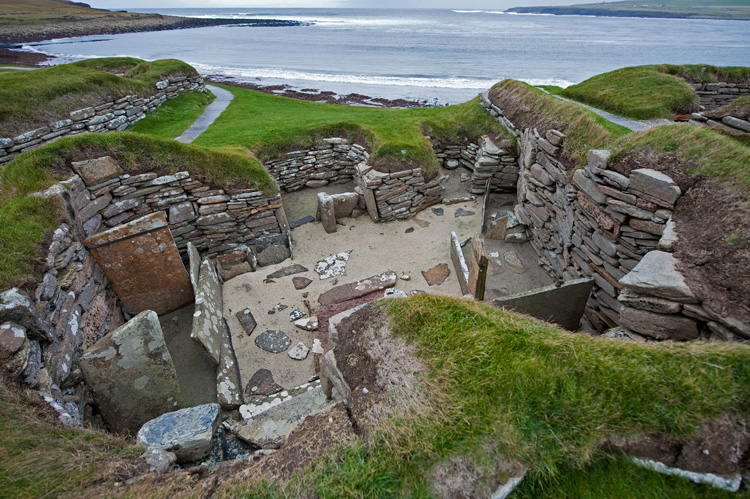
[0,76,204,164]
[691,113,750,134]
[433,142,479,170]
[355,163,444,221]
[52,159,284,260]
[481,93,750,342]
[468,135,520,194]
[263,138,368,192]
[686,80,750,111]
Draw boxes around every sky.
[85,0,604,9]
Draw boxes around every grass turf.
[191,84,511,178]
[560,65,750,121]
[0,57,197,136]
[222,295,750,497]
[0,132,274,290]
[129,89,215,139]
[0,0,157,27]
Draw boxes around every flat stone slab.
[289,215,315,228]
[455,208,475,218]
[289,308,306,322]
[288,342,310,360]
[232,386,332,449]
[255,233,290,267]
[294,317,318,331]
[137,403,220,463]
[315,251,351,280]
[619,251,698,303]
[266,264,308,279]
[244,368,283,397]
[79,310,182,435]
[255,330,292,353]
[503,251,526,274]
[71,156,124,186]
[293,277,313,290]
[422,263,451,286]
[431,207,444,216]
[317,271,397,306]
[235,308,257,336]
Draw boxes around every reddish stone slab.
[317,272,397,306]
[85,212,194,316]
[422,263,451,287]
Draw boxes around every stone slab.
[629,169,681,206]
[137,403,220,463]
[315,251,351,280]
[492,278,594,331]
[71,156,124,187]
[620,306,699,340]
[422,263,451,287]
[85,212,194,316]
[191,259,223,365]
[236,308,257,336]
[255,330,292,353]
[244,368,284,397]
[619,251,698,303]
[467,236,488,300]
[317,271,397,306]
[293,277,313,290]
[266,264,308,279]
[79,310,182,435]
[450,232,470,295]
[0,288,53,343]
[217,320,243,410]
[232,387,332,449]
[255,233,291,267]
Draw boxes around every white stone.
[288,342,310,360]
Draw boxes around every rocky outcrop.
[78,310,182,435]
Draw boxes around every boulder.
[137,403,221,463]
[0,288,53,343]
[619,251,698,303]
[141,449,177,473]
[78,310,182,435]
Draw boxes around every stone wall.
[263,138,368,192]
[687,81,750,111]
[481,94,750,342]
[355,163,443,221]
[0,75,204,164]
[434,138,519,194]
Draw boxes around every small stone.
[0,322,26,355]
[235,309,257,336]
[315,251,351,280]
[294,317,318,331]
[289,308,306,322]
[266,264,308,280]
[244,368,283,397]
[288,342,310,360]
[503,251,526,274]
[384,289,408,299]
[400,275,411,281]
[431,207,444,216]
[405,227,415,233]
[422,263,451,286]
[255,330,292,353]
[141,449,176,473]
[460,172,471,182]
[293,277,313,290]
[268,303,288,315]
[454,208,475,218]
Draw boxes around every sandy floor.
[223,197,482,391]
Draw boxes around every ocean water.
[25,8,750,104]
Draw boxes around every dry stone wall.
[481,94,749,342]
[687,81,750,111]
[355,163,443,221]
[263,138,368,192]
[434,138,520,194]
[0,75,204,164]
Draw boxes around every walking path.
[552,94,672,132]
[0,66,36,70]
[175,84,234,143]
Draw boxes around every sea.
[23,8,750,105]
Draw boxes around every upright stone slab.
[191,259,223,365]
[450,232,470,295]
[467,235,488,300]
[317,193,337,233]
[78,310,182,435]
[71,156,124,186]
[187,242,201,294]
[491,278,594,331]
[217,319,243,410]
[85,212,194,316]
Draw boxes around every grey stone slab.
[573,169,606,204]
[619,251,698,303]
[317,271,397,306]
[455,208,476,218]
[217,319,243,410]
[71,156,124,186]
[0,288,53,343]
[289,215,315,228]
[491,278,594,331]
[266,264,308,279]
[191,259,223,364]
[79,310,182,435]
[244,368,283,397]
[255,233,291,267]
[620,306,699,340]
[137,403,220,463]
[629,169,681,206]
[236,308,257,336]
[255,330,292,353]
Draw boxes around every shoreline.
[0,16,306,45]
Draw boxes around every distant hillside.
[0,0,156,27]
[506,0,750,20]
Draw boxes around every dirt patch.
[610,149,750,323]
[372,155,422,174]
[313,289,385,351]
[430,451,524,499]
[601,414,750,475]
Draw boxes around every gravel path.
[553,94,656,132]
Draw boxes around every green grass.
[225,295,750,497]
[0,132,274,289]
[507,0,750,20]
[193,85,511,178]
[612,123,750,193]
[0,57,197,136]
[561,66,699,120]
[0,0,158,27]
[488,79,631,165]
[0,372,141,497]
[130,90,215,139]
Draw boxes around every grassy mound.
[560,65,750,121]
[488,79,630,167]
[129,90,215,139]
[0,132,274,290]
[0,0,157,28]
[0,57,197,136]
[190,85,510,178]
